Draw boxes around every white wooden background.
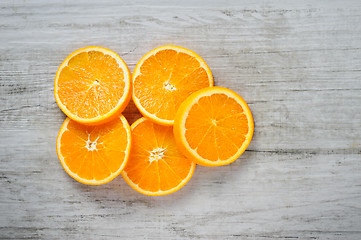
[1,0,361,239]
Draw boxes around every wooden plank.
[1,0,361,239]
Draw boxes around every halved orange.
[174,87,254,167]
[132,45,213,126]
[56,115,131,185]
[121,117,196,196]
[54,46,131,125]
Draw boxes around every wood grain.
[1,0,361,239]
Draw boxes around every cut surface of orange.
[174,87,254,167]
[56,115,131,185]
[54,46,131,125]
[121,117,196,196]
[132,45,213,126]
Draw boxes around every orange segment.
[121,117,195,196]
[132,45,213,126]
[56,115,131,185]
[54,46,131,125]
[174,87,254,167]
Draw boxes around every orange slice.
[174,87,254,167]
[121,117,196,196]
[132,45,213,126]
[54,46,131,125]
[56,115,131,185]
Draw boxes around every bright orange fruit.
[54,46,131,125]
[132,45,213,126]
[121,117,196,196]
[174,87,254,167]
[56,115,131,185]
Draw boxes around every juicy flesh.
[134,49,210,121]
[124,120,193,192]
[57,51,125,118]
[60,118,128,181]
[184,93,250,161]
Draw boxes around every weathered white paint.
[1,0,361,239]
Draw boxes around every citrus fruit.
[56,115,131,185]
[132,45,213,126]
[173,86,254,167]
[121,117,196,196]
[54,46,131,125]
